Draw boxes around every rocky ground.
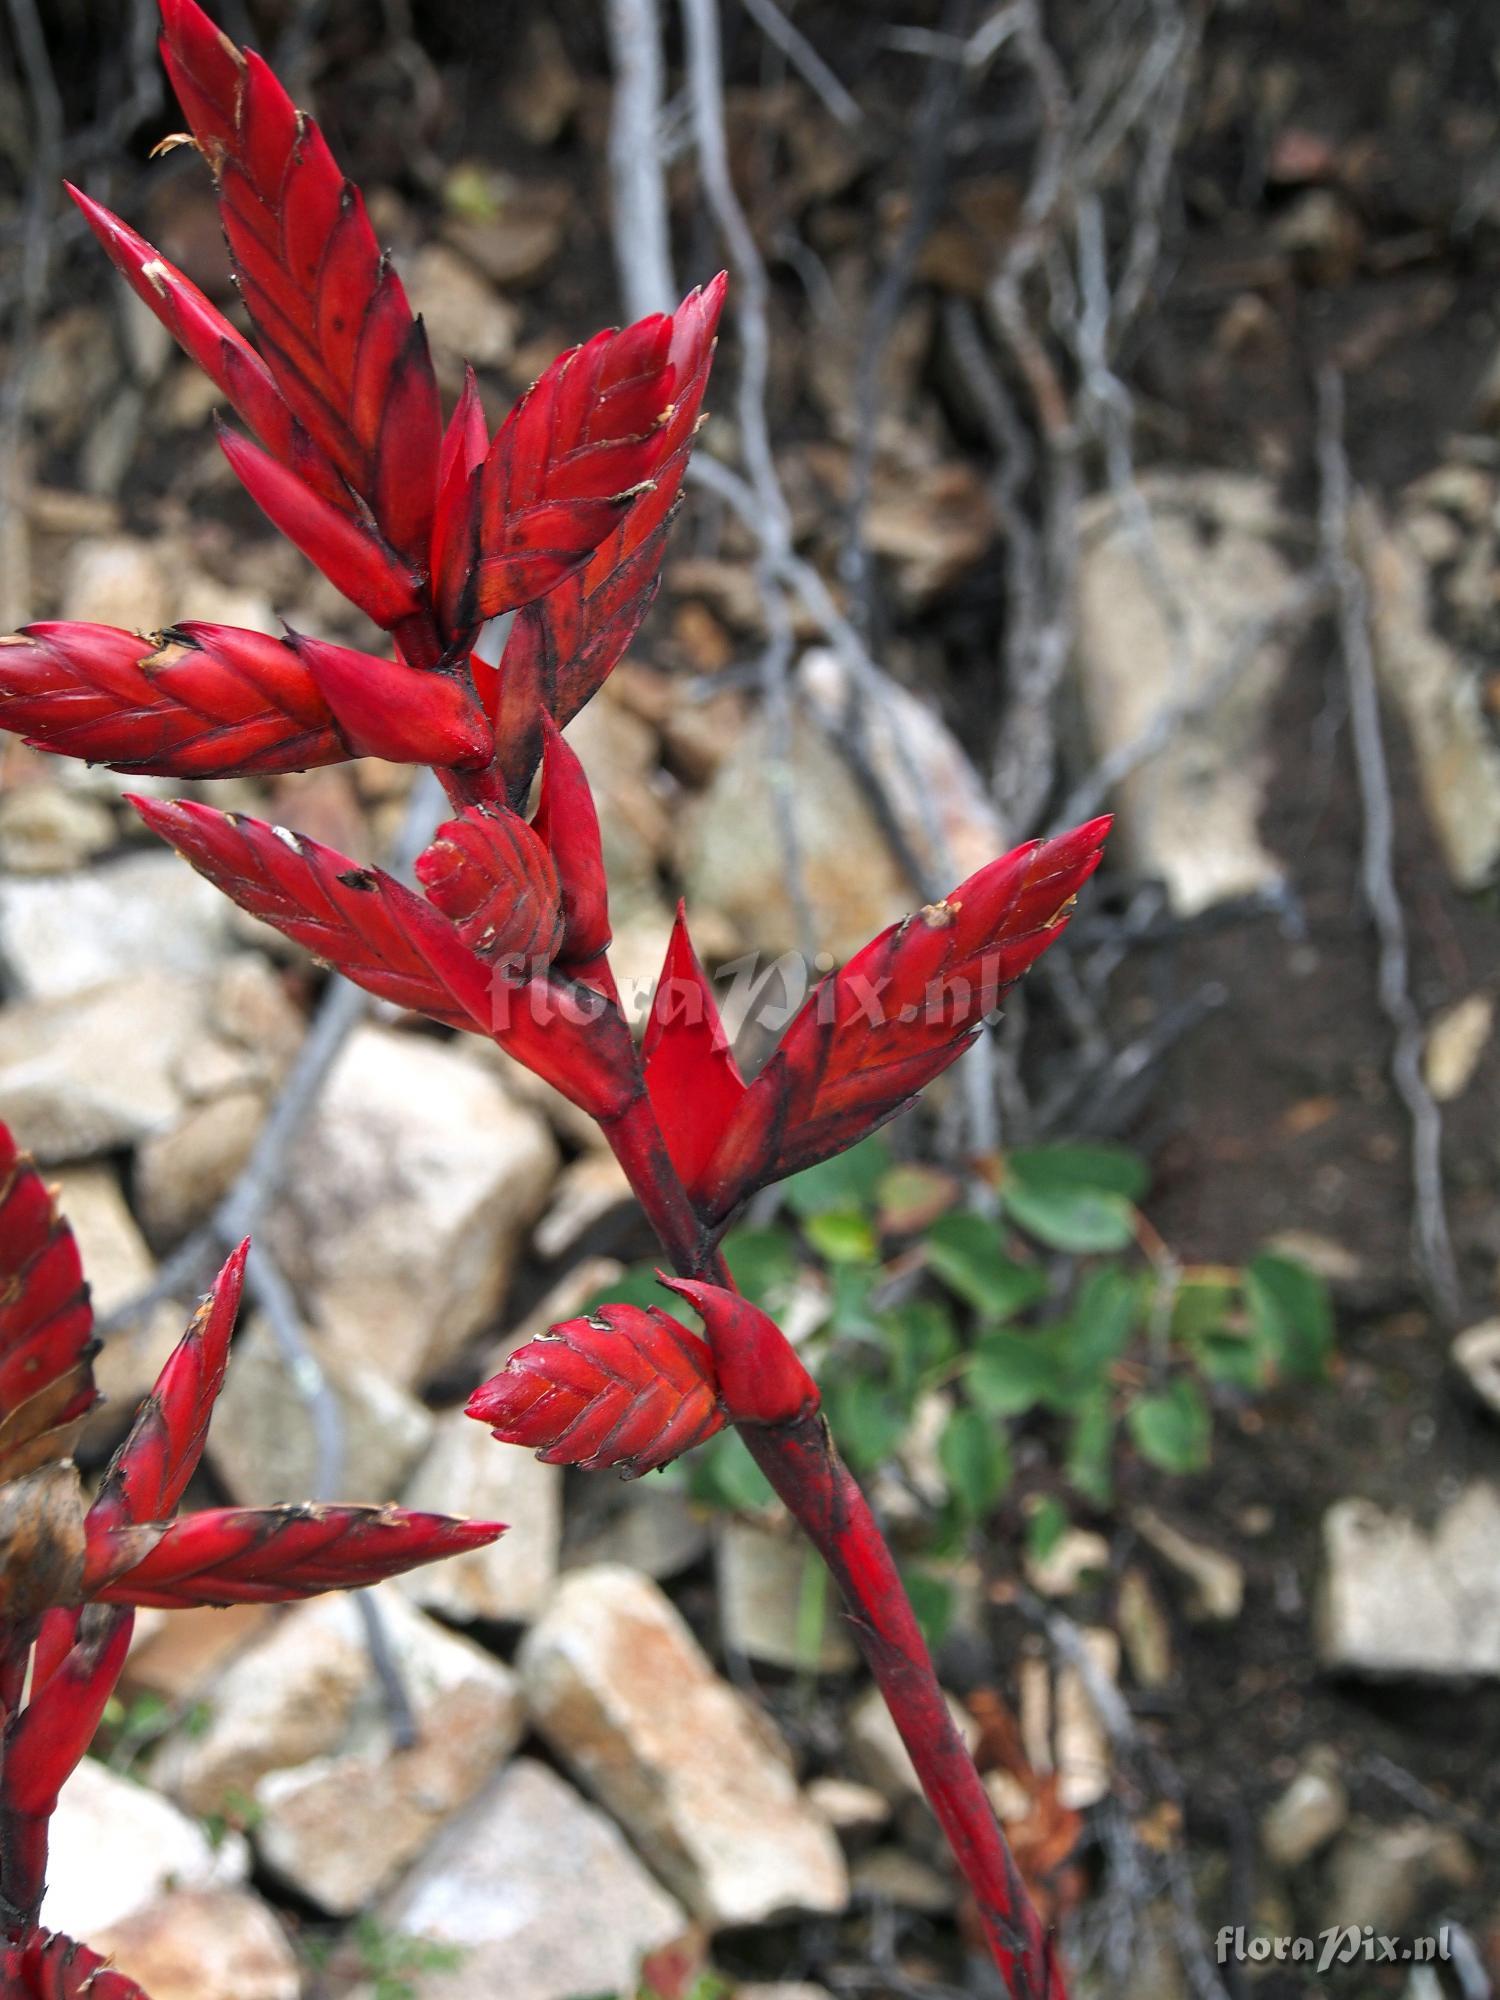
[2,1,1500,1997]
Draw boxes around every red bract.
[468,1303,725,1477]
[0,4,1103,1990]
[0,1121,503,1960]
[1,1928,149,1998]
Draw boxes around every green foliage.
[628,1135,1336,1579]
[329,1917,464,2000]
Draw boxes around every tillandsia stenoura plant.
[0,4,1112,1993]
[0,1123,503,1994]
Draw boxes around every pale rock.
[0,852,232,1001]
[1116,1567,1173,1690]
[715,1518,858,1672]
[533,1151,632,1260]
[265,1025,558,1387]
[61,534,172,630]
[564,697,671,924]
[0,786,115,875]
[441,210,564,289]
[564,1482,711,1581]
[851,1847,953,1914]
[1358,504,1500,888]
[42,1757,248,1940]
[984,1770,1034,1824]
[0,971,202,1159]
[1019,1628,1119,1811]
[848,1684,979,1803]
[152,1588,524,1915]
[134,1089,266,1245]
[1423,992,1494,1103]
[1318,1484,1500,1678]
[207,1313,433,1505]
[1261,1747,1347,1869]
[370,1759,687,2000]
[737,1987,834,2000]
[1453,1320,1500,1418]
[1133,1507,1245,1621]
[1024,1526,1112,1599]
[122,1604,276,1703]
[89,1890,299,2000]
[519,1564,849,1927]
[54,1166,186,1438]
[1322,1818,1476,1933]
[804,1776,890,1836]
[1075,471,1294,914]
[397,1408,561,1624]
[681,701,918,960]
[407,244,519,369]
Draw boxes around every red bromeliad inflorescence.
[0,1126,502,1972]
[0,4,1109,1992]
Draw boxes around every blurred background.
[0,0,1498,1995]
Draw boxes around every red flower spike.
[128,795,491,1030]
[642,908,747,1194]
[0,621,346,778]
[1,1930,150,1999]
[83,1503,501,1609]
[87,1245,246,1540]
[217,423,424,637]
[431,368,489,641]
[158,0,443,571]
[415,807,563,966]
[531,718,611,967]
[698,821,1112,1224]
[467,1303,724,1477]
[2,1605,133,1819]
[492,274,724,798]
[0,1131,96,1485]
[657,1275,819,1428]
[292,633,493,770]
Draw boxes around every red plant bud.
[697,821,1112,1223]
[84,1503,502,1608]
[1,1929,150,1999]
[158,0,441,570]
[415,806,563,965]
[491,274,725,797]
[468,1302,724,1476]
[531,718,611,966]
[128,796,492,1031]
[292,633,494,769]
[217,424,424,634]
[0,621,345,779]
[642,907,746,1193]
[0,1126,96,1484]
[87,1245,246,1539]
[657,1276,819,1428]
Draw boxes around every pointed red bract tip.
[657,1274,819,1428]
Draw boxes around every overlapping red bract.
[415,807,563,965]
[1,1928,149,1999]
[468,1303,725,1477]
[0,1120,503,1965]
[694,820,1112,1224]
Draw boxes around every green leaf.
[783,1136,890,1217]
[938,1406,1012,1519]
[1002,1179,1137,1254]
[876,1162,959,1235]
[1128,1378,1211,1474]
[925,1212,1046,1320]
[1195,1329,1268,1390]
[1025,1495,1070,1566]
[969,1328,1067,1416]
[828,1262,881,1341]
[824,1374,906,1472]
[723,1227,802,1310]
[1060,1266,1144,1379]
[902,1567,956,1651]
[1246,1254,1334,1381]
[1169,1274,1238,1347]
[1007,1143,1150,1202]
[878,1298,958,1392]
[686,1429,775,1513]
[1066,1389,1115,1505]
[804,1208,879,1265]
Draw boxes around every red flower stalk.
[0,1127,503,1956]
[0,6,1106,1991]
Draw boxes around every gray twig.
[605,0,678,319]
[1315,367,1461,1324]
[737,0,863,130]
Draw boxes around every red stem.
[743,1415,1065,1998]
[585,1013,1068,1994]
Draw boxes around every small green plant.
[304,1917,464,2000]
[600,1133,1333,1640]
